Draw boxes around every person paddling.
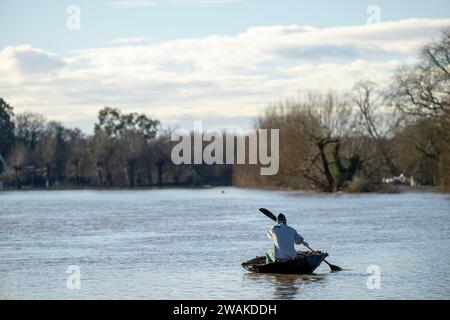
[266,213,308,263]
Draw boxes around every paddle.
[258,208,342,271]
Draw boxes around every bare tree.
[246,93,362,192]
[391,29,450,190]
[66,130,93,188]
[390,29,449,118]
[14,112,46,155]
[300,93,359,192]
[150,132,172,186]
[120,129,146,187]
[89,130,119,187]
[7,143,27,189]
[352,80,402,176]
[34,131,57,188]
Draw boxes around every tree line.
[234,29,450,192]
[0,104,232,189]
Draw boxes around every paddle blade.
[259,208,277,221]
[329,264,343,272]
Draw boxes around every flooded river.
[1,188,449,299]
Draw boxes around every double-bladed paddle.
[258,207,342,272]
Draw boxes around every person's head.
[277,213,287,224]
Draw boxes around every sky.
[0,0,450,133]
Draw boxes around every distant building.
[382,173,416,186]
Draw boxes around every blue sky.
[0,0,449,132]
[1,0,450,53]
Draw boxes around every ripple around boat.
[242,251,328,274]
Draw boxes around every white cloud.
[0,45,65,82]
[1,18,449,132]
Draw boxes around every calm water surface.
[0,188,449,299]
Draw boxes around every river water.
[0,188,449,299]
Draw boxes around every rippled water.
[1,188,449,299]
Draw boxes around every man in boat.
[266,213,308,263]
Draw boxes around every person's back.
[266,213,307,262]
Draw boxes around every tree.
[0,98,15,157]
[120,129,146,187]
[7,143,27,189]
[95,107,159,141]
[46,122,71,186]
[332,142,362,190]
[352,80,401,176]
[299,93,357,192]
[391,29,450,118]
[34,130,57,188]
[390,118,441,185]
[391,28,450,190]
[14,112,46,155]
[149,132,172,186]
[89,129,119,187]
[240,93,364,192]
[66,129,92,188]
[94,107,160,187]
[0,154,6,175]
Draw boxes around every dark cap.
[277,213,287,224]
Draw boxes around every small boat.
[242,251,328,274]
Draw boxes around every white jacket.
[268,223,304,260]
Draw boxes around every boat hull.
[242,251,328,274]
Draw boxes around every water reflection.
[244,273,327,300]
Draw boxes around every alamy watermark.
[171,121,280,175]
[366,5,381,25]
[366,265,381,289]
[66,265,81,289]
[67,5,81,30]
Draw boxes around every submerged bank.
[0,183,439,194]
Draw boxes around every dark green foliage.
[95,107,159,140]
[332,143,362,190]
[0,155,5,174]
[0,98,15,157]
